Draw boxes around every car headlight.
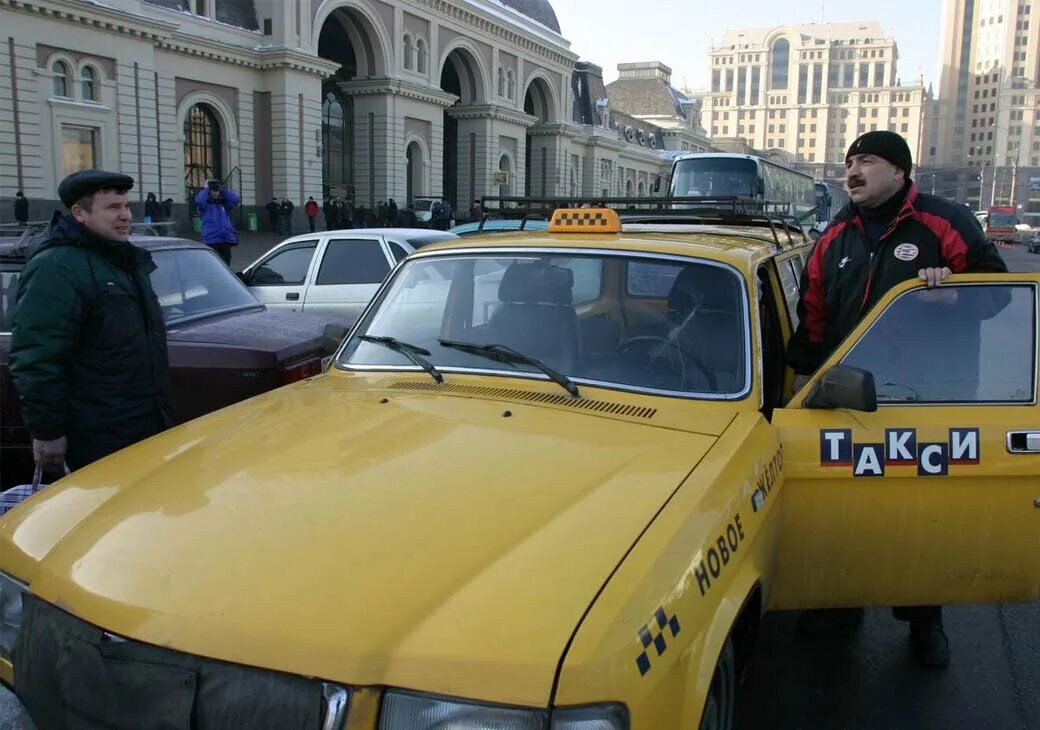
[379,690,627,730]
[0,572,28,660]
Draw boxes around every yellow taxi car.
[0,203,1038,729]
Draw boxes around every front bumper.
[15,595,342,729]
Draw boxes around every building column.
[267,69,323,205]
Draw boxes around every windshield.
[988,210,1017,228]
[671,158,759,198]
[414,199,435,211]
[150,248,259,324]
[338,252,749,397]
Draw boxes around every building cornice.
[255,47,340,77]
[338,77,459,106]
[447,103,538,126]
[2,0,179,42]
[415,0,577,70]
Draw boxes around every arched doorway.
[440,46,486,213]
[317,7,387,206]
[183,103,222,200]
[406,141,424,203]
[523,77,556,197]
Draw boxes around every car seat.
[486,263,580,372]
[665,265,743,392]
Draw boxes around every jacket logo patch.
[635,607,681,676]
[893,243,919,261]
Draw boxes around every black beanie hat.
[846,130,913,179]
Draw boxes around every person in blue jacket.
[194,179,239,265]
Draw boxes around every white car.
[238,228,457,322]
[412,197,441,224]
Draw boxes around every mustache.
[847,177,865,188]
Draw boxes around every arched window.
[403,34,414,70]
[183,103,223,193]
[770,38,790,90]
[52,60,70,98]
[497,68,506,97]
[322,89,354,199]
[506,70,515,100]
[81,66,97,102]
[416,38,427,73]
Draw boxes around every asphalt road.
[1,243,1037,729]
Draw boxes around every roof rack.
[478,196,811,251]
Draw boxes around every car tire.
[698,637,736,730]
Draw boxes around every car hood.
[166,309,347,358]
[2,376,719,706]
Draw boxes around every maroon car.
[0,235,348,487]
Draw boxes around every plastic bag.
[1,465,68,516]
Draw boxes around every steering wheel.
[618,335,717,391]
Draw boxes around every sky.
[552,0,944,93]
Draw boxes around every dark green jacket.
[10,216,173,468]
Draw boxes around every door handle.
[285,292,300,301]
[1006,431,1040,453]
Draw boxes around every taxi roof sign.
[549,208,621,233]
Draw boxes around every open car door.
[770,274,1040,610]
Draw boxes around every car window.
[250,242,316,286]
[841,284,1033,404]
[0,264,21,333]
[389,242,409,263]
[316,239,391,285]
[627,262,681,297]
[150,249,258,324]
[775,258,801,328]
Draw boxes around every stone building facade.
[0,0,706,225]
[703,22,926,182]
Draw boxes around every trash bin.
[192,215,202,233]
[247,212,258,232]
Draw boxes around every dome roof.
[499,0,561,33]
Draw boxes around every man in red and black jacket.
[787,131,1007,669]
[789,131,1007,378]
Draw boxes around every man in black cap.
[787,131,1007,668]
[9,169,173,474]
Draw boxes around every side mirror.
[322,322,349,356]
[804,365,877,412]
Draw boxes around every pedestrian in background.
[144,192,160,224]
[14,192,29,226]
[265,197,279,232]
[376,200,388,226]
[9,169,173,474]
[323,197,337,230]
[387,198,398,226]
[469,199,482,223]
[399,203,417,228]
[339,200,352,229]
[305,196,320,232]
[161,198,173,222]
[194,179,239,266]
[280,198,295,235]
[787,130,1007,669]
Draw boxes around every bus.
[814,181,851,232]
[668,153,817,227]
[984,205,1018,245]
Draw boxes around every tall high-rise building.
[937,0,1040,169]
[703,22,925,179]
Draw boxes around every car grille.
[14,595,348,730]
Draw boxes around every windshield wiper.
[438,339,580,398]
[358,335,443,383]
